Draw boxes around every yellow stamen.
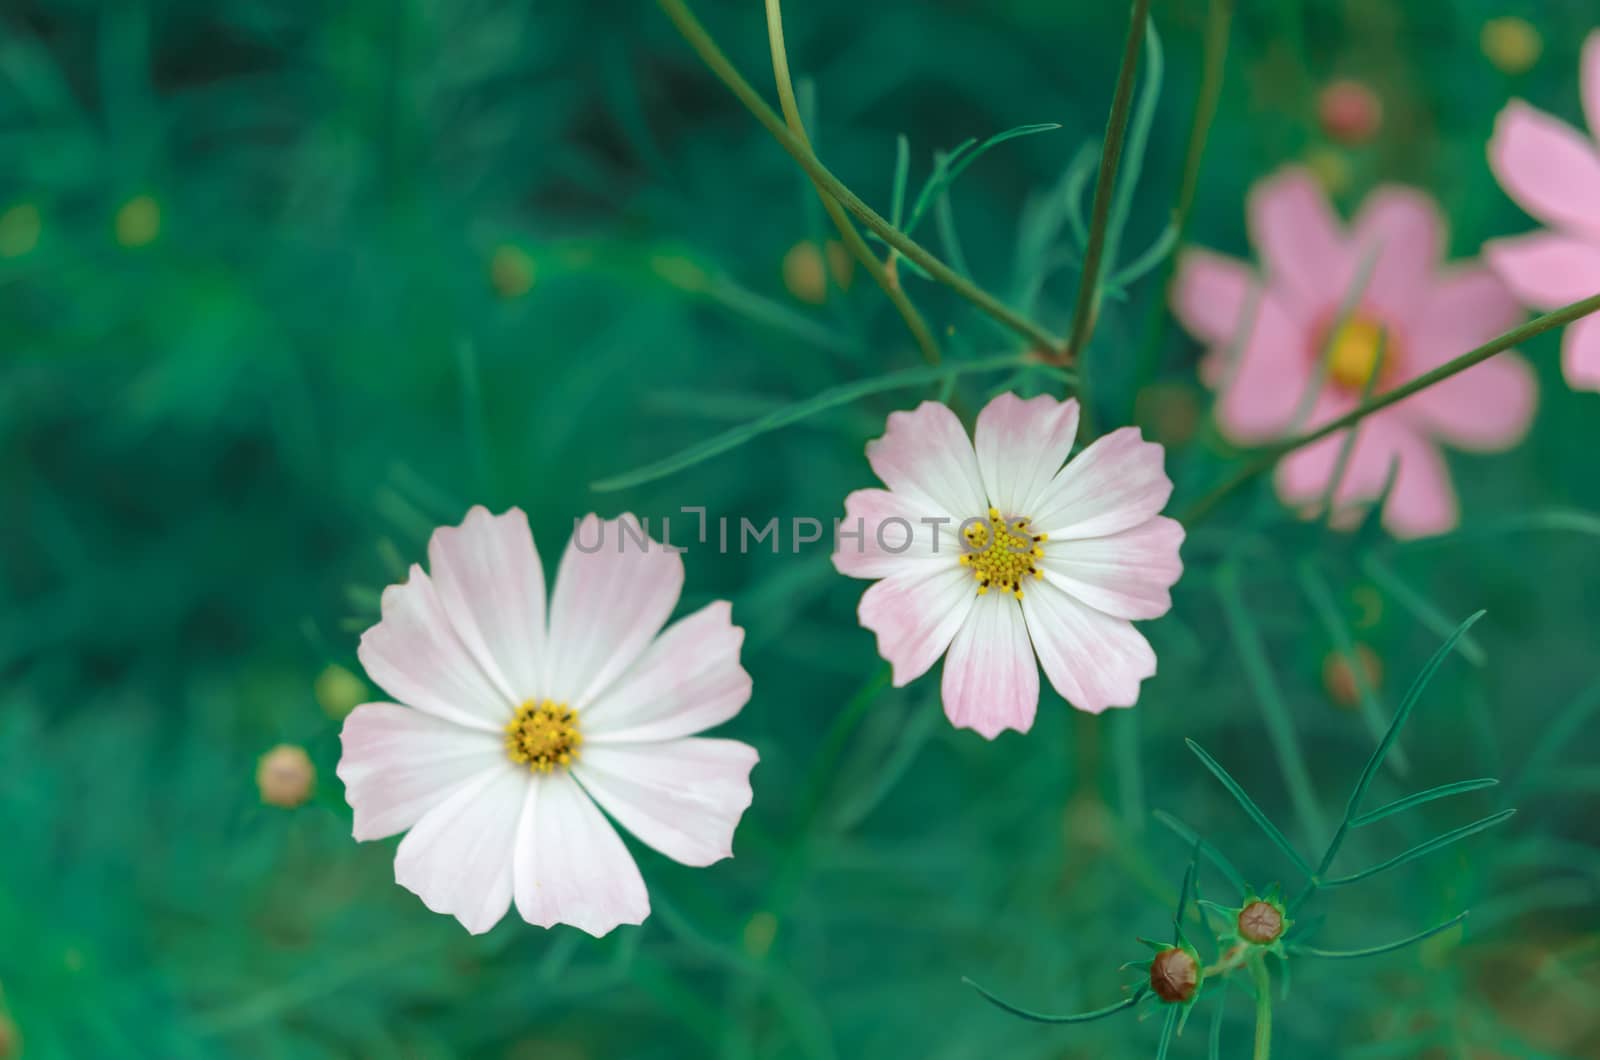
[960,506,1045,599]
[504,699,583,773]
[1325,316,1390,391]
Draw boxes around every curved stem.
[762,0,941,365]
[1181,290,1600,524]
[1063,0,1152,365]
[1250,958,1273,1060]
[658,0,1062,354]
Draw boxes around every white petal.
[546,514,684,708]
[857,561,976,687]
[513,773,650,937]
[393,764,527,935]
[583,602,752,743]
[973,393,1082,517]
[1029,427,1174,540]
[1021,580,1156,714]
[865,401,988,521]
[940,592,1039,739]
[337,703,506,841]
[428,506,546,703]
[1038,516,1185,620]
[831,488,953,579]
[574,738,758,866]
[358,565,513,731]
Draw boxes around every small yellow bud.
[257,744,316,808]
[824,239,854,290]
[742,910,778,959]
[0,203,41,258]
[782,240,829,304]
[314,663,367,720]
[1304,146,1352,197]
[1482,17,1542,75]
[115,194,161,248]
[489,245,536,299]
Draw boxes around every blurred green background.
[3,0,1598,1056]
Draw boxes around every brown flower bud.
[1238,900,1286,944]
[1323,643,1382,710]
[1318,80,1383,144]
[257,744,316,808]
[1150,947,1200,1003]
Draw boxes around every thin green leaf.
[1063,141,1098,248]
[1316,328,1387,525]
[1282,245,1381,433]
[890,134,910,229]
[1109,221,1177,290]
[904,123,1061,234]
[1288,911,1468,959]
[1352,778,1500,827]
[1322,809,1516,887]
[933,169,972,279]
[1359,556,1487,666]
[590,354,1038,491]
[1185,739,1314,878]
[1296,559,1407,775]
[1152,810,1248,894]
[1513,674,1600,799]
[1394,506,1600,551]
[1217,567,1329,846]
[962,979,1143,1024]
[1208,979,1227,1060]
[1316,610,1488,876]
[1155,1003,1179,1060]
[1173,845,1199,944]
[1103,17,1163,278]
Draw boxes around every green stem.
[1180,291,1600,525]
[762,0,941,365]
[1063,0,1152,365]
[1250,958,1273,1060]
[658,0,1061,353]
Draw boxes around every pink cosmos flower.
[339,507,757,936]
[1172,167,1537,538]
[832,394,1184,738]
[1486,30,1600,391]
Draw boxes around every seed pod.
[1238,899,1287,944]
[1149,946,1201,1003]
[257,744,317,809]
[1318,80,1383,144]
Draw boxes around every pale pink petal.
[338,703,506,841]
[1380,436,1459,539]
[973,393,1081,517]
[574,738,757,866]
[1583,31,1600,153]
[1213,292,1315,444]
[1403,268,1534,449]
[865,401,987,521]
[358,565,512,731]
[1350,186,1445,322]
[1020,581,1155,714]
[582,602,751,743]
[546,514,683,709]
[513,773,649,937]
[831,488,952,579]
[1038,516,1184,620]
[1247,168,1353,315]
[1563,313,1600,391]
[1172,249,1256,346]
[393,764,527,935]
[940,592,1038,738]
[1483,231,1600,310]
[1274,406,1392,511]
[858,563,976,687]
[1030,427,1174,540]
[428,506,546,703]
[1488,101,1600,240]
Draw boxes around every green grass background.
[2,0,1598,1056]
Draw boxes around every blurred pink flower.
[1485,30,1600,391]
[833,395,1183,737]
[1172,167,1536,538]
[340,507,757,936]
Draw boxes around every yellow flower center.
[1325,316,1389,392]
[959,507,1046,599]
[504,699,583,773]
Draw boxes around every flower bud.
[782,239,853,304]
[1318,80,1383,144]
[1323,643,1382,710]
[257,744,316,808]
[1481,17,1541,75]
[115,194,161,248]
[1237,899,1286,944]
[1149,946,1201,1003]
[0,203,41,259]
[490,245,536,298]
[314,663,368,720]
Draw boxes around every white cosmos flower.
[338,507,758,936]
[833,393,1184,738]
